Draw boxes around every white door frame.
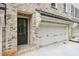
[17,14,30,49]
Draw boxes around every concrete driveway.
[22,41,79,56]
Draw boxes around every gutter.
[36,9,79,23]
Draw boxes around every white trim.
[63,3,68,12]
[74,6,75,17]
[55,3,57,8]
[18,15,29,19]
[65,3,68,12]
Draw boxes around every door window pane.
[18,18,28,45]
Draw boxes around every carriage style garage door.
[38,22,69,47]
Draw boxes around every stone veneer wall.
[5,4,17,53]
[2,3,79,55]
[72,25,79,39]
[17,4,42,50]
[30,11,41,49]
[2,3,42,55]
[17,3,78,23]
[3,3,73,55]
[0,10,5,56]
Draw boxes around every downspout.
[4,3,6,27]
[4,3,6,50]
[2,3,6,55]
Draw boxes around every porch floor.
[22,41,79,56]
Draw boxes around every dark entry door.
[17,18,28,45]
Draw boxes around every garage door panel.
[38,22,68,46]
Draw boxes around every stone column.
[0,15,2,55]
[3,4,17,56]
[0,10,5,56]
[30,11,41,49]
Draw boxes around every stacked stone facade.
[0,3,79,56]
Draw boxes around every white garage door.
[38,22,68,47]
